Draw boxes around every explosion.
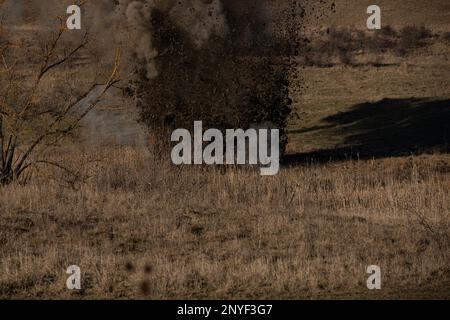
[114,0,304,156]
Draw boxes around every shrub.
[396,25,432,55]
[441,32,450,42]
[327,27,355,65]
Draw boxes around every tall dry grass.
[0,147,449,299]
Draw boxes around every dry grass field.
[0,148,449,299]
[0,0,449,300]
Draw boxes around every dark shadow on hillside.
[284,98,450,164]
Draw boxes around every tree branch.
[17,28,88,124]
[38,32,88,80]
[14,50,121,176]
[0,117,4,167]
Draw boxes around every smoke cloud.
[119,0,228,79]
[93,0,264,79]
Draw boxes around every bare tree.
[0,21,120,185]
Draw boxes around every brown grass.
[0,147,448,299]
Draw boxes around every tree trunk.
[0,119,15,185]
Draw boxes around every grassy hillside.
[289,61,450,155]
